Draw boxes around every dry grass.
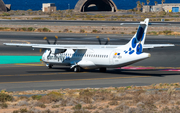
[0,25,179,36]
[2,10,180,22]
[1,83,180,112]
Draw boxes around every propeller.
[39,36,58,52]
[96,36,101,45]
[54,35,58,44]
[96,36,110,45]
[105,37,110,45]
[43,37,50,44]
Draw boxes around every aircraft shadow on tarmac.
[26,67,180,77]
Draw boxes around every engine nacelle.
[51,49,67,54]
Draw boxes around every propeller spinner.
[96,36,110,45]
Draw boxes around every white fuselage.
[42,46,150,69]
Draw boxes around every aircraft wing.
[3,43,47,47]
[3,43,91,50]
[3,43,118,49]
[3,43,174,49]
[31,44,174,49]
[32,45,88,49]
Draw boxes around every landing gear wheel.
[48,65,52,69]
[46,64,53,69]
[74,66,81,72]
[99,68,106,72]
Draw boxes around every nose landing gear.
[46,64,53,69]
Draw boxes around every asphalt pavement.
[0,20,180,26]
[0,32,180,91]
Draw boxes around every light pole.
[68,4,70,10]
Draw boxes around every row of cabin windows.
[61,53,108,58]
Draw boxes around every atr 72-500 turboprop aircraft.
[4,18,174,72]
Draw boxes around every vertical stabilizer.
[124,18,149,55]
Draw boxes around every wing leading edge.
[3,43,174,49]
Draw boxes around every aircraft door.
[109,51,122,65]
[109,51,115,65]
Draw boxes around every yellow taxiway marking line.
[0,72,84,77]
[0,66,30,68]
[0,64,44,68]
[11,40,31,44]
[0,76,150,84]
[14,64,45,66]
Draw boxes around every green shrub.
[92,29,98,33]
[39,103,46,108]
[126,86,132,89]
[176,101,180,105]
[132,31,136,34]
[165,19,170,21]
[163,30,172,35]
[28,27,35,31]
[18,96,28,100]
[47,91,63,96]
[4,27,9,29]
[13,110,18,113]
[84,104,97,109]
[2,13,10,16]
[52,105,60,108]
[31,95,42,100]
[0,102,8,108]
[39,91,63,103]
[27,9,32,11]
[0,93,13,102]
[42,27,50,32]
[37,28,43,32]
[80,89,93,97]
[108,100,118,105]
[19,108,28,113]
[80,29,85,33]
[63,29,69,32]
[21,27,27,31]
[148,31,158,35]
[0,27,4,30]
[73,104,82,110]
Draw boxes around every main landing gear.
[74,66,81,72]
[99,68,106,72]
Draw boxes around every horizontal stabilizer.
[120,23,170,25]
[143,44,174,48]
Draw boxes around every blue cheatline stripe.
[0,56,42,64]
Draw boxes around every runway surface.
[0,63,180,91]
[1,20,180,26]
[1,32,180,91]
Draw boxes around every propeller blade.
[54,35,58,44]
[96,36,101,45]
[44,37,50,44]
[105,37,110,45]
